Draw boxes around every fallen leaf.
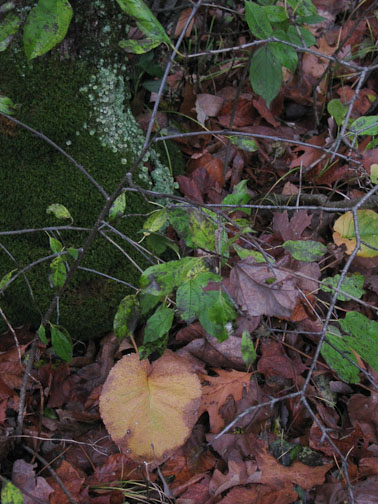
[209,448,257,495]
[179,333,248,370]
[195,94,224,125]
[198,368,251,433]
[252,439,333,491]
[229,257,298,318]
[48,460,84,504]
[174,8,195,38]
[12,459,54,504]
[99,350,202,463]
[217,484,298,504]
[273,210,313,241]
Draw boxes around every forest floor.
[1,1,378,503]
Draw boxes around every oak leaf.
[198,369,251,434]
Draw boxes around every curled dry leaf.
[99,350,202,464]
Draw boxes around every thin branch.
[23,445,77,504]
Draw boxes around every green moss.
[0,0,185,340]
[0,52,153,339]
[0,2,173,340]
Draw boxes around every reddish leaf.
[252,96,280,127]
[48,460,85,504]
[257,340,307,385]
[175,473,211,503]
[86,453,143,486]
[218,484,298,504]
[218,98,256,128]
[273,210,312,242]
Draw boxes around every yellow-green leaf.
[99,351,201,463]
[333,210,378,257]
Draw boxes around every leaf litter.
[2,0,378,503]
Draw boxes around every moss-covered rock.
[0,0,177,339]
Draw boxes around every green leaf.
[228,135,258,153]
[269,41,298,73]
[145,233,179,256]
[339,312,378,374]
[119,37,161,54]
[0,94,16,115]
[241,331,257,368]
[0,12,20,52]
[113,295,139,341]
[0,269,17,291]
[168,207,227,254]
[50,325,72,362]
[46,203,72,220]
[49,236,63,253]
[296,14,325,24]
[320,274,365,301]
[349,115,378,136]
[140,304,174,358]
[23,0,73,60]
[321,326,360,384]
[287,25,315,47]
[67,247,79,260]
[140,257,209,297]
[245,1,273,39]
[262,5,288,22]
[143,209,169,233]
[249,45,282,107]
[198,290,236,342]
[116,0,170,45]
[282,240,327,261]
[233,244,273,263]
[49,256,66,288]
[222,180,252,215]
[327,99,348,126]
[1,481,24,504]
[176,272,221,321]
[287,0,317,17]
[370,164,378,184]
[38,324,48,344]
[109,192,126,220]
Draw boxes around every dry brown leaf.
[198,369,251,434]
[209,448,257,495]
[12,459,54,504]
[252,440,333,491]
[195,94,224,125]
[48,460,84,504]
[229,257,298,319]
[100,350,202,463]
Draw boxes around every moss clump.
[0,52,153,339]
[0,0,178,340]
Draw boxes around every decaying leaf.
[99,351,202,463]
[230,257,298,318]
